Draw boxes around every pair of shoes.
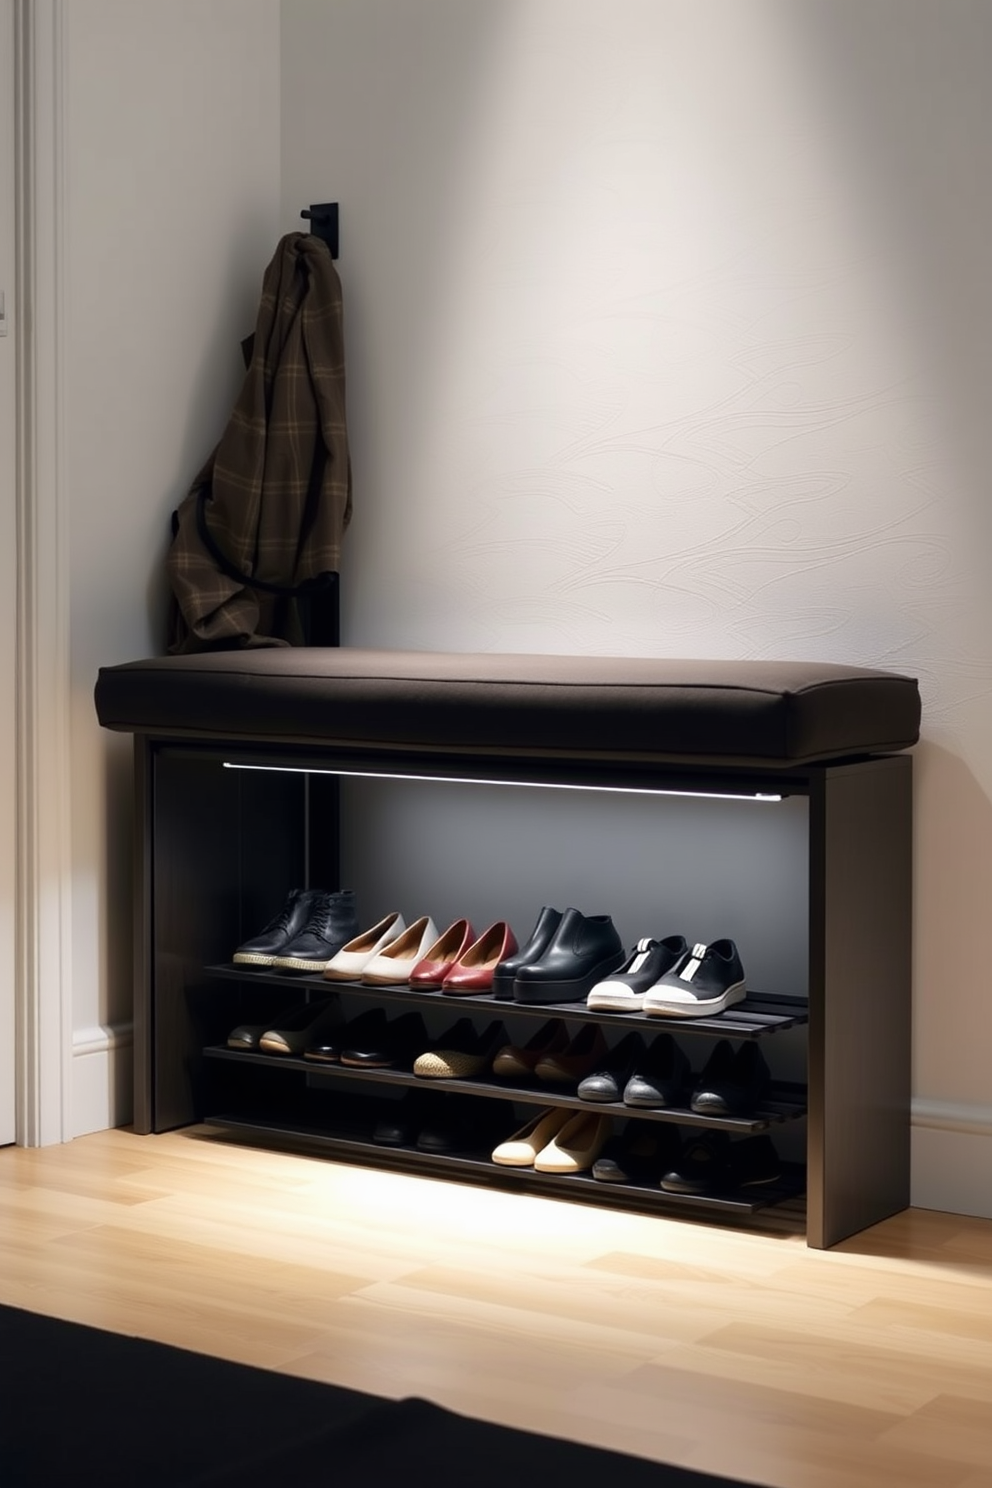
[690,1040,771,1116]
[592,1122,681,1183]
[491,1107,611,1173]
[372,1091,496,1154]
[588,936,747,1018]
[491,1019,569,1079]
[232,888,360,973]
[493,907,626,1004]
[658,1132,782,1196]
[322,911,407,981]
[576,1032,645,1102]
[492,1023,609,1087]
[228,998,341,1057]
[405,919,520,994]
[299,1007,427,1067]
[413,1020,506,1079]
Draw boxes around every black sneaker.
[643,939,746,1018]
[690,1040,771,1117]
[232,888,328,967]
[269,891,360,973]
[586,935,688,1012]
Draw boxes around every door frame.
[12,0,73,1145]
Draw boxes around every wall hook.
[301,203,339,259]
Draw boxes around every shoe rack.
[132,739,912,1250]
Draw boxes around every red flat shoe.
[408,918,476,989]
[441,921,518,995]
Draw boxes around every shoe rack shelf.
[204,1111,808,1224]
[200,966,810,1139]
[132,736,911,1250]
[201,1043,809,1135]
[203,964,811,1041]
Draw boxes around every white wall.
[63,0,282,1133]
[281,0,992,1217]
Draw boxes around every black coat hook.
[301,203,339,259]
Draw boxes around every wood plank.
[0,1128,987,1488]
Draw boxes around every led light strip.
[221,761,782,802]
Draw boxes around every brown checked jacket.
[166,232,351,652]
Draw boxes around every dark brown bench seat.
[94,649,920,770]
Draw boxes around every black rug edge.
[1,1303,756,1488]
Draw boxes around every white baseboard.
[71,1022,133,1137]
[911,1098,992,1220]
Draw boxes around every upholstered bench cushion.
[94,649,920,770]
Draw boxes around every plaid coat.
[166,232,351,651]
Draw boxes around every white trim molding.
[912,1098,992,1221]
[72,1022,134,1060]
[71,1022,133,1137]
[912,1097,992,1139]
[14,0,73,1145]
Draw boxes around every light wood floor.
[1,1128,991,1488]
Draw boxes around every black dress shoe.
[257,999,337,1056]
[728,1134,782,1189]
[302,1001,348,1063]
[232,887,330,967]
[690,1040,771,1117]
[227,1020,271,1052]
[659,1131,732,1195]
[492,906,562,1000]
[372,1090,431,1147]
[512,908,625,1004]
[268,890,361,973]
[340,1011,428,1069]
[416,1095,496,1155]
[577,1033,645,1103]
[623,1033,691,1108]
[592,1122,681,1183]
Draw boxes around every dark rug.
[0,1304,752,1488]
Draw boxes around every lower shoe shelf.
[201,1110,807,1224]
[202,1045,808,1134]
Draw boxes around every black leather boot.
[269,890,360,973]
[512,908,624,1004]
[491,906,562,999]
